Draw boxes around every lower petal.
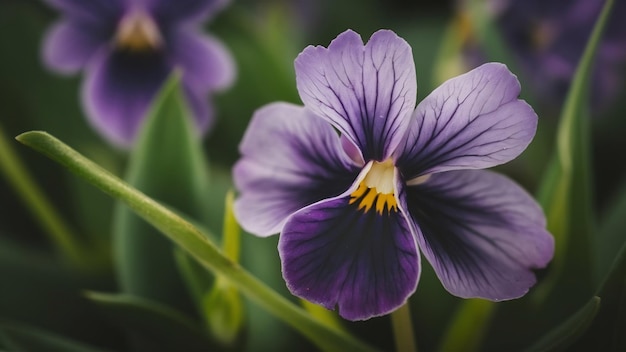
[279,194,420,321]
[405,170,554,300]
[82,49,171,147]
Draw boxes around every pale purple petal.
[82,49,171,147]
[169,29,235,93]
[396,63,537,178]
[234,103,361,237]
[182,85,213,136]
[279,184,419,321]
[42,0,123,24]
[295,29,416,161]
[405,170,554,300]
[147,0,229,25]
[42,20,110,74]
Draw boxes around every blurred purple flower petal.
[42,20,110,74]
[465,0,626,110]
[82,49,170,146]
[41,0,235,147]
[147,0,229,26]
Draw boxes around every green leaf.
[202,191,245,346]
[0,321,110,352]
[112,72,213,315]
[203,283,245,347]
[524,296,601,352]
[575,240,626,350]
[16,131,376,352]
[0,123,94,268]
[437,299,494,352]
[174,248,213,312]
[301,300,346,334]
[535,0,615,309]
[595,179,626,283]
[84,292,217,352]
[0,235,116,348]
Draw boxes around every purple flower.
[234,30,554,321]
[42,0,235,147]
[470,0,626,110]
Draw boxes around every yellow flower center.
[349,159,398,215]
[115,9,162,52]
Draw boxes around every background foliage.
[1,0,626,351]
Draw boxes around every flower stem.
[391,301,417,352]
[16,131,376,352]
[0,124,87,267]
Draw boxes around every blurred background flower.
[457,0,626,113]
[41,0,235,147]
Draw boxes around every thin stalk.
[0,125,86,266]
[16,131,376,352]
[391,302,417,352]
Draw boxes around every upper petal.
[82,49,171,147]
[396,63,537,178]
[295,29,417,161]
[169,29,236,93]
[42,20,110,74]
[42,0,123,24]
[146,0,229,26]
[405,170,554,300]
[279,181,419,321]
[233,103,361,237]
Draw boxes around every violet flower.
[42,0,235,147]
[474,0,626,110]
[234,29,554,320]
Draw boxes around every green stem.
[437,299,494,352]
[391,302,417,352]
[16,131,376,352]
[0,125,86,266]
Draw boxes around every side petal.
[82,49,172,147]
[233,103,361,237]
[147,0,229,25]
[405,170,554,300]
[42,20,109,75]
[295,29,417,161]
[169,29,236,93]
[181,85,213,137]
[42,0,123,24]
[279,189,420,321]
[396,63,537,178]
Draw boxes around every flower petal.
[295,29,417,161]
[396,63,537,178]
[42,0,122,24]
[279,188,419,321]
[82,49,171,147]
[42,20,110,74]
[405,169,554,300]
[169,30,235,93]
[147,0,229,25]
[234,103,361,237]
[181,85,213,136]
